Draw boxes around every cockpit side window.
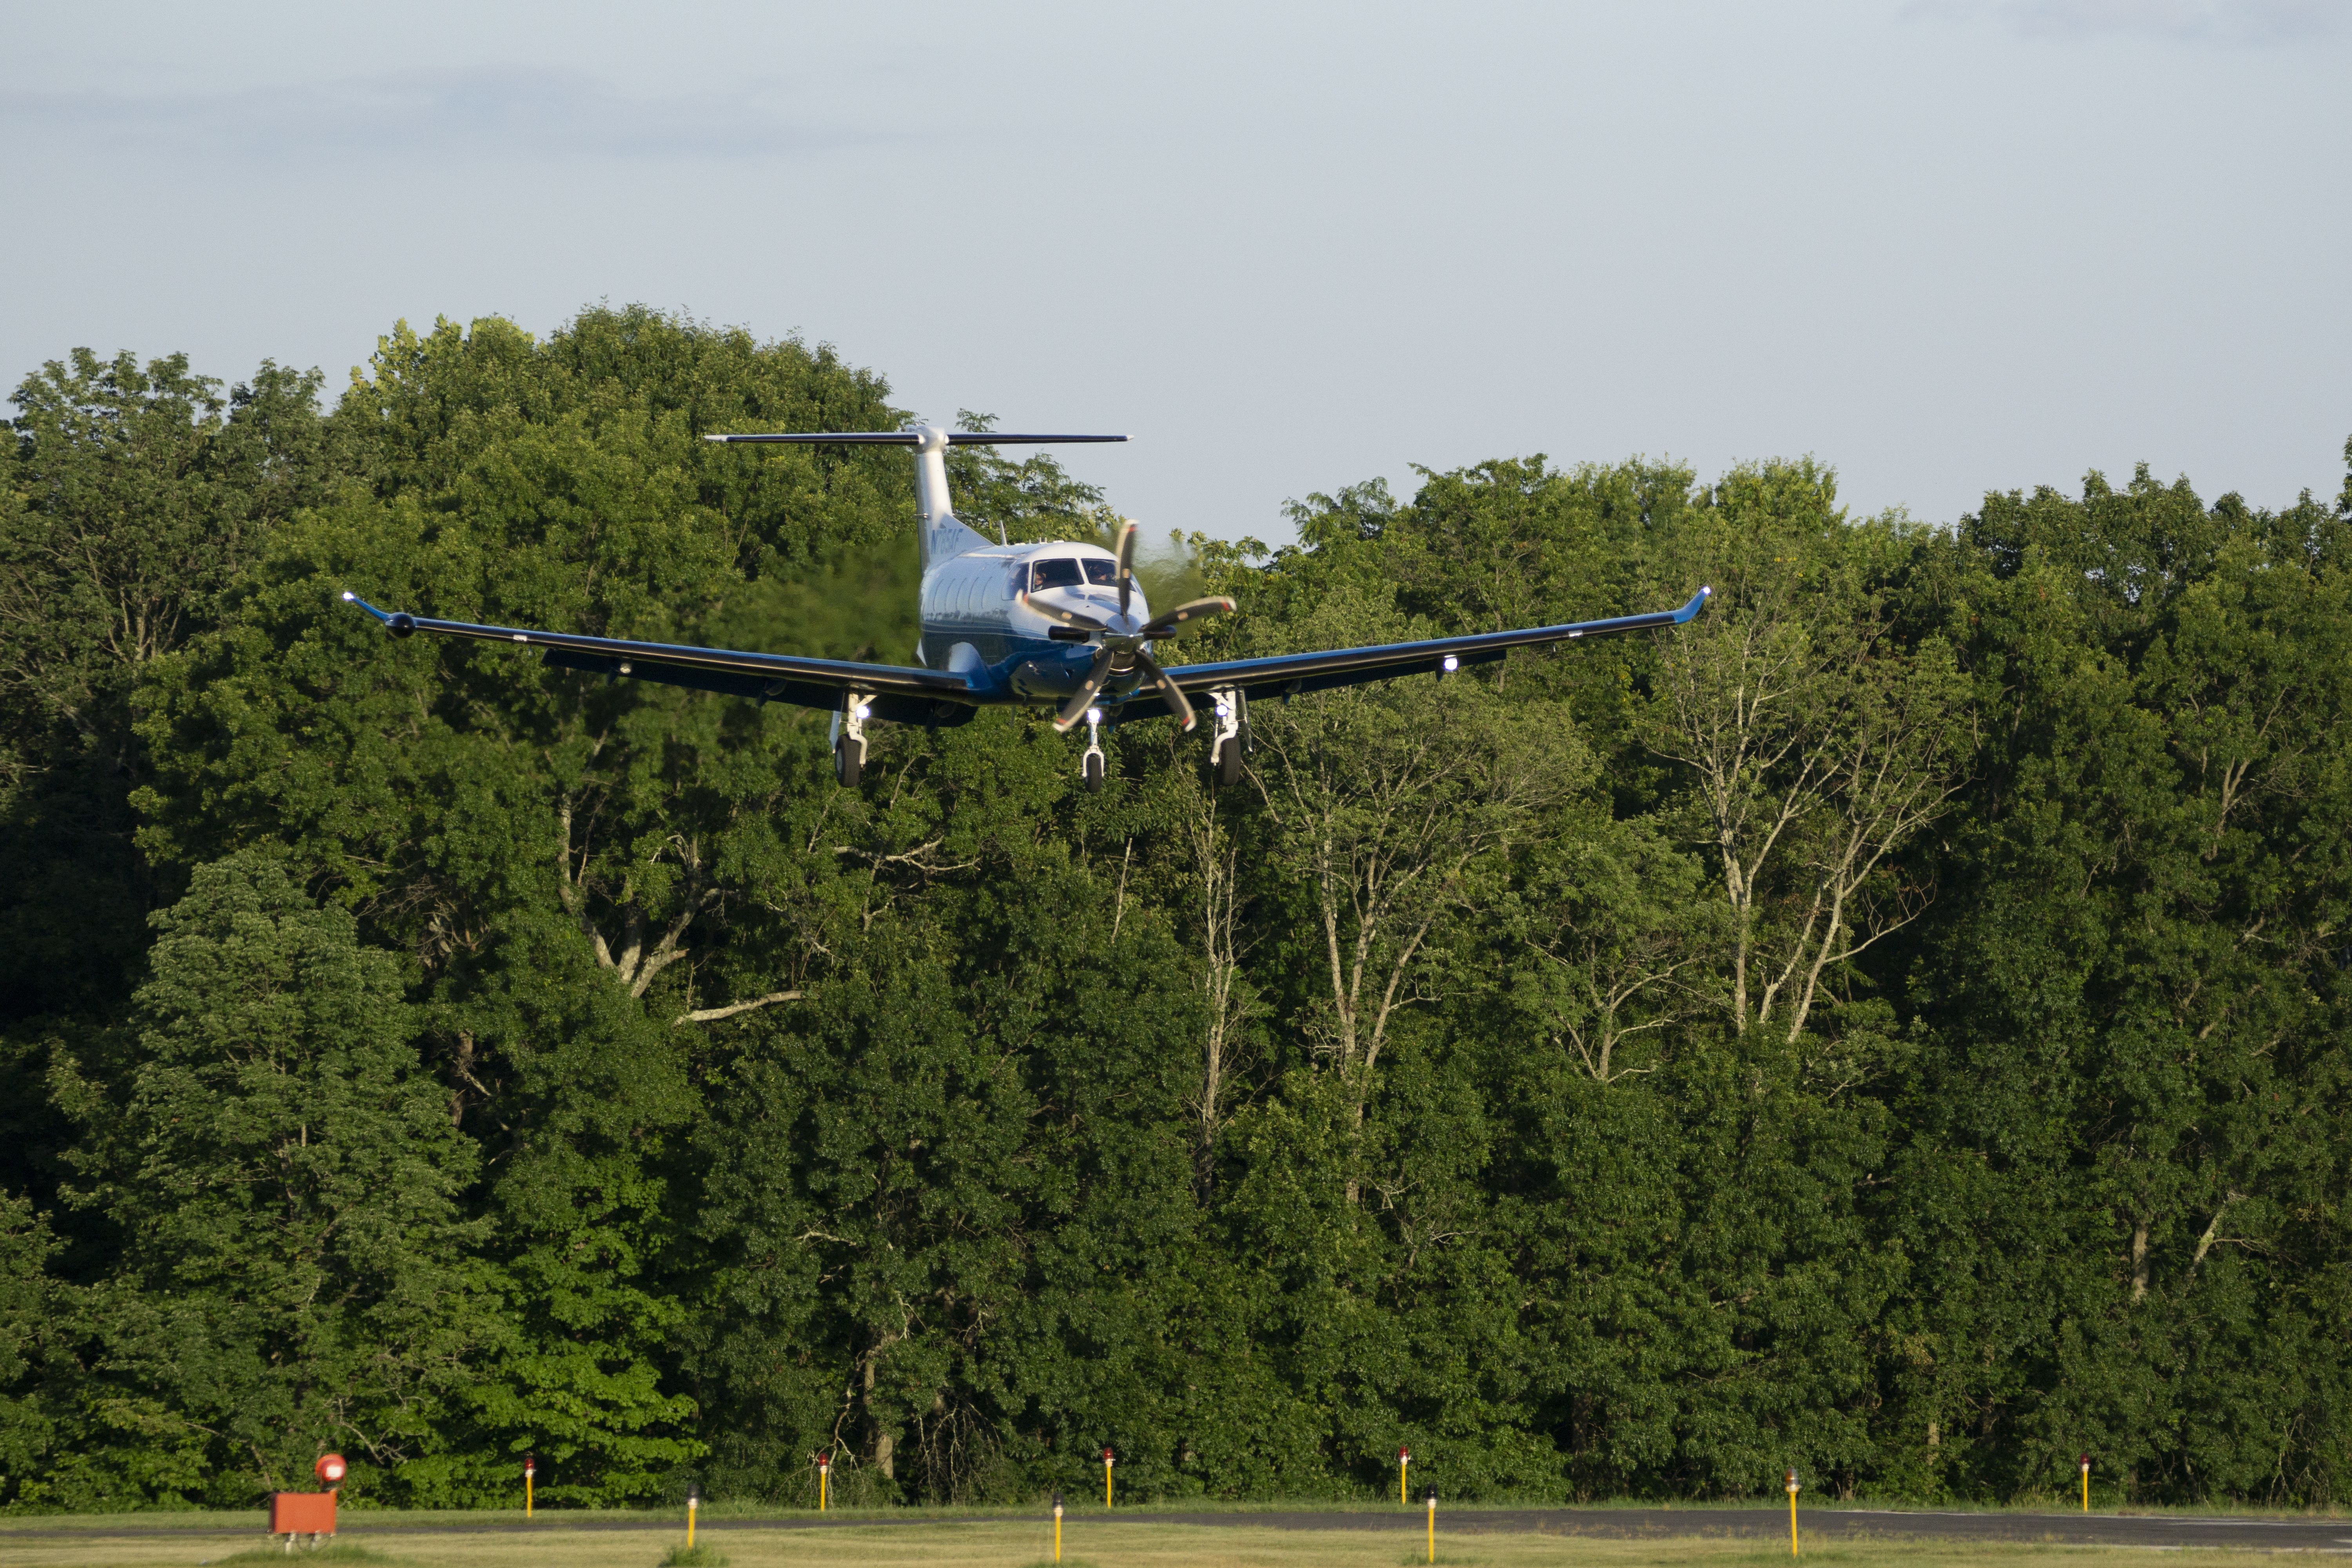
[1082,559,1117,586]
[1031,558,1083,590]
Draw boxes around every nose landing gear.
[1081,706,1106,793]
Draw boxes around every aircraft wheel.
[1214,737,1244,788]
[834,735,864,788]
[1082,751,1105,793]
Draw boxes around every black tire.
[1082,751,1105,793]
[834,735,864,788]
[1215,737,1244,788]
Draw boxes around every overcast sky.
[3,0,2346,544]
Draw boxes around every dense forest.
[3,306,2349,1514]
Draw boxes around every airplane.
[342,423,1711,790]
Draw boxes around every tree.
[1247,584,1586,1203]
[1644,463,1970,1045]
[0,354,331,1209]
[49,849,490,1504]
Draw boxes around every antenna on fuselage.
[704,424,1129,566]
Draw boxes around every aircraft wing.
[340,593,979,724]
[1162,588,1711,703]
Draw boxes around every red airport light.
[314,1453,347,1486]
[524,1454,536,1478]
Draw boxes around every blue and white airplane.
[344,424,1711,789]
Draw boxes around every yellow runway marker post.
[818,1450,830,1512]
[1052,1490,1064,1562]
[685,1484,698,1550]
[1425,1485,1437,1564]
[1786,1469,1800,1557]
[1398,1445,1410,1506]
[523,1454,534,1519]
[1103,1445,1115,1509]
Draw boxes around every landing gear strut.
[1209,687,1248,787]
[831,692,873,788]
[1081,706,1106,793]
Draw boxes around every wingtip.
[341,591,392,624]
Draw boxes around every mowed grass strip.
[0,1521,2303,1568]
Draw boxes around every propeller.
[1017,520,1235,734]
[1116,515,1137,620]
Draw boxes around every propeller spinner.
[1020,521,1234,733]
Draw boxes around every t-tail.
[703,424,1128,570]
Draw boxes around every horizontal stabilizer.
[705,432,1127,445]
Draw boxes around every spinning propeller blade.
[1114,520,1138,619]
[1055,646,1120,732]
[1137,655,1195,731]
[1019,592,1107,633]
[1142,596,1234,638]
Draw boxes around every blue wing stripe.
[1165,588,1710,696]
[341,593,971,702]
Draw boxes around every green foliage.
[45,849,490,1507]
[4,304,2350,1511]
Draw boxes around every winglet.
[1672,586,1713,624]
[341,591,417,637]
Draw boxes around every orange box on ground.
[270,1492,336,1534]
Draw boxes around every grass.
[0,1519,2313,1568]
[6,1493,2342,1533]
[659,1546,729,1567]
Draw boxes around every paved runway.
[6,1503,2348,1552]
[1103,1504,2352,1551]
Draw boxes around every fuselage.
[917,539,1154,707]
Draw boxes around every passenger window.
[1031,559,1082,590]
[1083,559,1117,586]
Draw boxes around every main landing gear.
[831,692,872,788]
[1208,687,1248,788]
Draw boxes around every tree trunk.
[865,1355,895,1481]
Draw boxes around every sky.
[2,0,2346,546]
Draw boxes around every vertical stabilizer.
[907,425,996,569]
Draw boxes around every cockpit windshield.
[1030,559,1083,590]
[1083,559,1118,586]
